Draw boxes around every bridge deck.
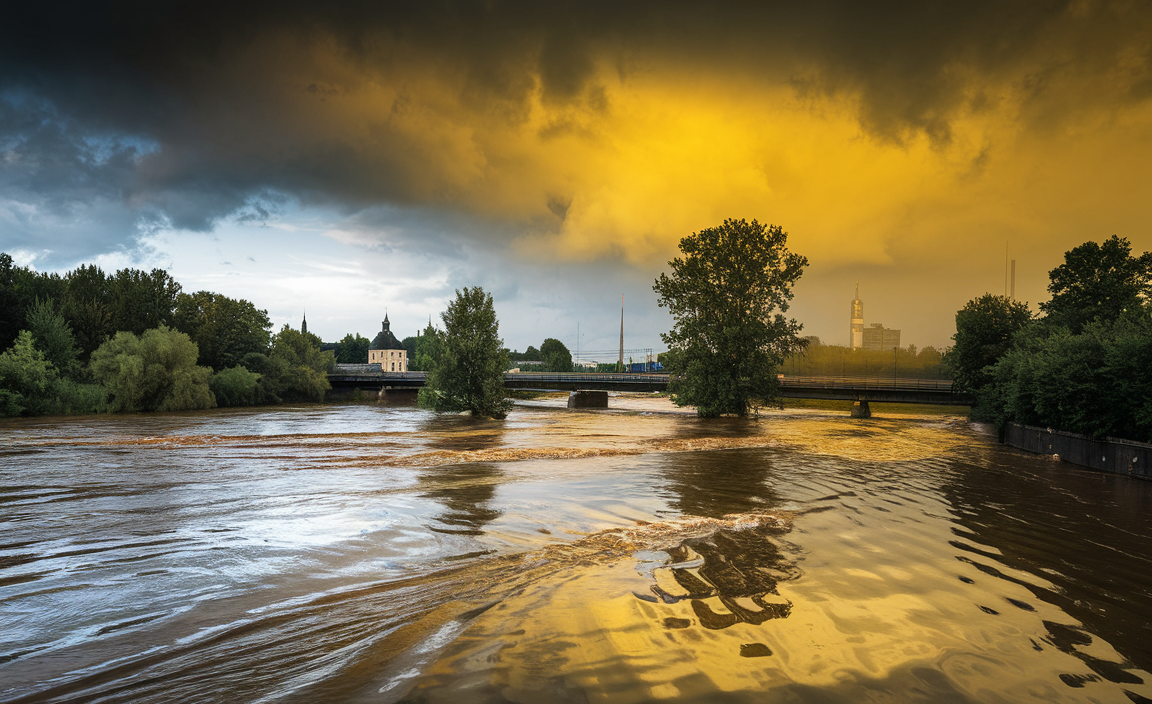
[327,371,970,405]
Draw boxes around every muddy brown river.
[1,396,1150,703]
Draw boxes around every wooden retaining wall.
[1004,423,1152,481]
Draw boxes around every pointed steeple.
[301,308,308,335]
[370,313,403,351]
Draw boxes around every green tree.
[0,331,59,416]
[108,268,182,335]
[89,326,215,412]
[260,325,334,402]
[418,286,512,418]
[409,320,443,372]
[62,264,113,359]
[985,309,1152,441]
[944,294,1033,394]
[402,335,419,363]
[653,218,808,417]
[0,253,22,350]
[26,298,80,376]
[1040,235,1152,333]
[0,253,67,351]
[540,338,572,372]
[210,366,264,407]
[173,291,272,370]
[522,345,541,362]
[335,333,370,364]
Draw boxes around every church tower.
[301,310,308,335]
[369,313,408,372]
[850,281,864,349]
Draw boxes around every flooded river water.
[2,396,1151,703]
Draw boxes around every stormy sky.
[2,1,1151,354]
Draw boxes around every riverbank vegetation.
[948,236,1152,442]
[0,253,334,416]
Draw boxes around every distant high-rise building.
[850,281,864,349]
[863,323,901,352]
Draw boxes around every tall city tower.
[618,296,624,371]
[850,281,864,349]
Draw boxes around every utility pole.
[618,295,624,373]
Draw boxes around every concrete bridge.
[327,368,971,406]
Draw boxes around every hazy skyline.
[3,1,1151,353]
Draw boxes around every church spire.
[301,308,308,335]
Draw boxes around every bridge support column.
[568,391,608,408]
[850,400,871,418]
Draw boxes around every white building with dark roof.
[368,315,407,372]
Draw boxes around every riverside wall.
[1004,422,1152,481]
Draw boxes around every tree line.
[0,253,334,416]
[782,341,947,379]
[946,236,1152,442]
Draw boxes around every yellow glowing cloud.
[198,23,1152,295]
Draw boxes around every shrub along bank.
[946,236,1152,442]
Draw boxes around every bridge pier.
[850,400,872,418]
[568,390,609,408]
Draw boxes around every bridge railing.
[502,372,670,384]
[326,370,956,393]
[328,370,427,380]
[777,375,954,392]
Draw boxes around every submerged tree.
[418,286,512,418]
[653,218,808,417]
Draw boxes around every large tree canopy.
[335,333,370,364]
[1040,235,1152,333]
[653,218,807,417]
[174,291,272,370]
[419,286,511,418]
[540,338,572,372]
[945,294,1033,394]
[89,326,215,412]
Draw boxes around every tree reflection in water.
[647,447,798,630]
[420,463,505,535]
[644,524,799,631]
[418,415,508,535]
[658,446,782,519]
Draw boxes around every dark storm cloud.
[2,0,1151,261]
